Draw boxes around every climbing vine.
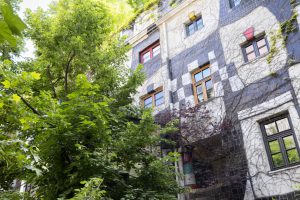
[267,1,298,63]
[123,0,160,30]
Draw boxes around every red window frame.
[140,40,160,63]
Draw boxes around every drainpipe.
[161,22,174,109]
[162,21,184,200]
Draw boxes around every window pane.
[257,38,266,48]
[144,97,152,108]
[153,45,160,57]
[207,90,213,99]
[283,135,296,149]
[272,153,285,168]
[247,52,256,61]
[206,80,213,99]
[265,122,278,135]
[245,45,254,53]
[269,140,281,154]
[194,71,203,82]
[205,80,213,90]
[198,94,204,102]
[155,91,163,100]
[258,46,268,55]
[155,98,164,106]
[188,24,195,35]
[196,18,203,30]
[196,85,203,94]
[155,91,164,106]
[143,51,151,63]
[202,68,211,78]
[276,118,290,132]
[286,149,300,164]
[196,85,204,102]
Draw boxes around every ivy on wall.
[123,0,160,30]
[267,0,298,63]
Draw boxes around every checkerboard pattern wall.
[170,50,245,109]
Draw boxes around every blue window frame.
[186,17,204,36]
[242,36,269,62]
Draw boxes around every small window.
[142,88,164,108]
[242,36,269,62]
[140,41,160,63]
[192,64,212,104]
[186,16,204,36]
[229,0,241,8]
[261,114,300,170]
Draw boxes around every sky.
[18,0,54,59]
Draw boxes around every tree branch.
[46,64,57,98]
[16,92,40,115]
[64,51,76,94]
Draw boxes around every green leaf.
[12,94,21,103]
[0,20,16,46]
[1,2,26,36]
[2,80,11,88]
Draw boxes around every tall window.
[242,36,269,62]
[261,114,300,170]
[142,88,164,108]
[186,16,204,36]
[140,41,160,63]
[192,64,213,104]
[229,0,241,8]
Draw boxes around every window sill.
[195,96,217,107]
[240,52,269,67]
[141,54,161,64]
[185,27,204,39]
[268,164,300,175]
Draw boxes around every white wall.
[239,93,300,198]
[162,0,220,59]
[219,6,288,86]
[289,63,300,105]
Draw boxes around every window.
[140,41,160,63]
[261,114,300,170]
[242,36,269,62]
[192,64,213,104]
[142,88,164,108]
[229,0,241,8]
[186,16,204,36]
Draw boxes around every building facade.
[125,0,300,199]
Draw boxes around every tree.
[0,0,182,199]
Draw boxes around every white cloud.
[19,0,54,18]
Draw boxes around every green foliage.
[267,5,298,64]
[67,178,106,200]
[0,0,181,199]
[127,0,149,11]
[0,0,26,46]
[0,190,32,200]
[125,0,160,29]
